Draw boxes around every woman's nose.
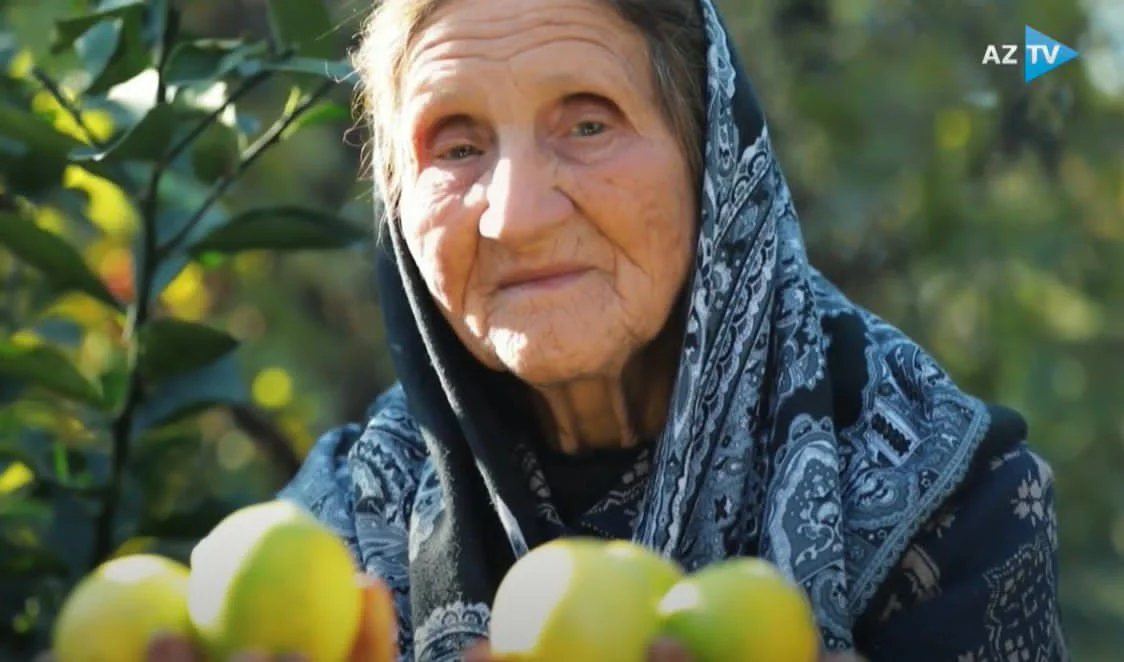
[478,143,573,245]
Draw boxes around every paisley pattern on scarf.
[629,1,995,647]
[855,443,1066,661]
[281,0,1066,659]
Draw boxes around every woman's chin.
[489,333,624,387]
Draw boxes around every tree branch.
[227,404,301,479]
[30,67,106,150]
[90,0,178,569]
[163,71,271,167]
[157,78,337,259]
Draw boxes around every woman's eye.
[571,121,607,138]
[439,144,481,161]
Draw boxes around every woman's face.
[398,0,696,385]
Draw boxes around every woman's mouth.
[497,265,593,293]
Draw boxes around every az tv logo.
[982,26,1079,82]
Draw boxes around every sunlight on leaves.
[251,367,292,410]
[34,205,68,236]
[105,68,160,116]
[1010,261,1103,342]
[77,331,115,379]
[160,263,211,322]
[6,49,33,79]
[30,91,115,145]
[0,462,35,495]
[64,166,139,239]
[42,293,122,329]
[86,239,135,304]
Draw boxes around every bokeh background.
[0,0,1121,659]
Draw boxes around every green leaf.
[58,4,154,96]
[140,205,229,303]
[188,206,367,254]
[265,0,335,60]
[74,18,122,87]
[52,1,146,53]
[85,11,151,95]
[0,105,79,153]
[164,39,268,86]
[0,340,104,407]
[280,100,350,139]
[132,354,246,436]
[98,368,129,413]
[0,105,80,194]
[137,319,239,383]
[188,120,240,185]
[3,0,75,61]
[71,102,176,162]
[262,57,352,82]
[146,0,172,60]
[0,214,119,308]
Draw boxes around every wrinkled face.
[398,0,696,385]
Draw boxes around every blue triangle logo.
[1025,26,1079,82]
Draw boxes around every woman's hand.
[463,639,867,662]
[36,574,396,662]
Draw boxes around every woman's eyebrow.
[534,70,625,92]
[401,81,480,129]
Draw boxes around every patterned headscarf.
[292,0,1013,658]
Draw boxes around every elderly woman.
[142,0,1067,660]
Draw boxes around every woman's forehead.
[404,0,650,86]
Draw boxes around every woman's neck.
[531,311,683,454]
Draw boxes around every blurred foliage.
[0,0,1121,659]
[0,0,369,656]
[732,1,1124,659]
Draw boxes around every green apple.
[658,557,819,662]
[489,538,664,662]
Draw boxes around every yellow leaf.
[78,331,114,376]
[45,292,121,327]
[0,463,34,494]
[32,90,87,143]
[81,109,115,143]
[10,330,43,349]
[64,166,139,239]
[34,205,68,236]
[7,49,33,79]
[161,263,212,321]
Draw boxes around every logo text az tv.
[982,26,1079,82]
